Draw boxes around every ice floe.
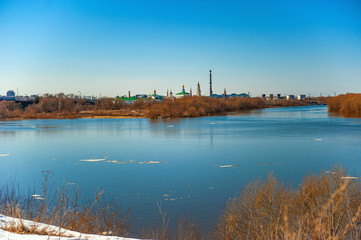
[315,138,322,141]
[79,159,106,162]
[341,176,359,180]
[219,165,239,168]
[0,154,10,157]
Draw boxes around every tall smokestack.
[209,70,213,96]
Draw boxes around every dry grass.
[217,167,361,240]
[0,171,131,237]
[142,203,201,240]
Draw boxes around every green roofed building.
[176,85,190,98]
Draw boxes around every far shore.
[0,95,330,121]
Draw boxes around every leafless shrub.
[328,93,361,117]
[0,171,131,237]
[217,167,361,240]
[142,203,200,240]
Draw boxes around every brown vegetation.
[0,93,316,120]
[328,93,361,117]
[146,96,266,118]
[217,167,361,240]
[1,167,360,239]
[141,203,200,240]
[0,171,131,237]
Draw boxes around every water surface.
[1,105,360,236]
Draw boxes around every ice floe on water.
[209,122,216,125]
[138,161,167,164]
[315,138,322,141]
[31,195,45,200]
[0,154,10,157]
[219,165,239,168]
[341,176,359,180]
[79,159,106,162]
[166,125,174,128]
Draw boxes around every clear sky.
[1,0,360,97]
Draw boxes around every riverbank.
[0,96,326,120]
[0,215,139,240]
[1,167,360,239]
[328,93,361,118]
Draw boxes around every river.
[1,105,360,237]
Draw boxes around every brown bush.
[0,101,23,118]
[0,171,131,237]
[217,167,361,240]
[144,96,266,118]
[328,93,361,117]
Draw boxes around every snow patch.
[0,214,140,240]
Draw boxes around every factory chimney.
[209,70,213,96]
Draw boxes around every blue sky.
[1,0,360,97]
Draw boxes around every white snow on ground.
[0,215,141,240]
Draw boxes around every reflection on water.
[0,105,361,237]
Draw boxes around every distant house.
[5,90,16,101]
[298,95,306,100]
[211,92,249,98]
[286,95,295,100]
[175,85,190,98]
[151,90,164,100]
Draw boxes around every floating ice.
[0,154,10,157]
[35,197,45,200]
[219,165,239,168]
[79,159,106,162]
[106,160,118,163]
[166,125,174,128]
[209,122,216,125]
[341,176,359,180]
[315,138,322,141]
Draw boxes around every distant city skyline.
[1,0,361,97]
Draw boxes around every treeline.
[328,93,361,117]
[0,95,315,119]
[0,97,96,119]
[146,96,266,118]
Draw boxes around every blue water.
[1,105,361,236]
